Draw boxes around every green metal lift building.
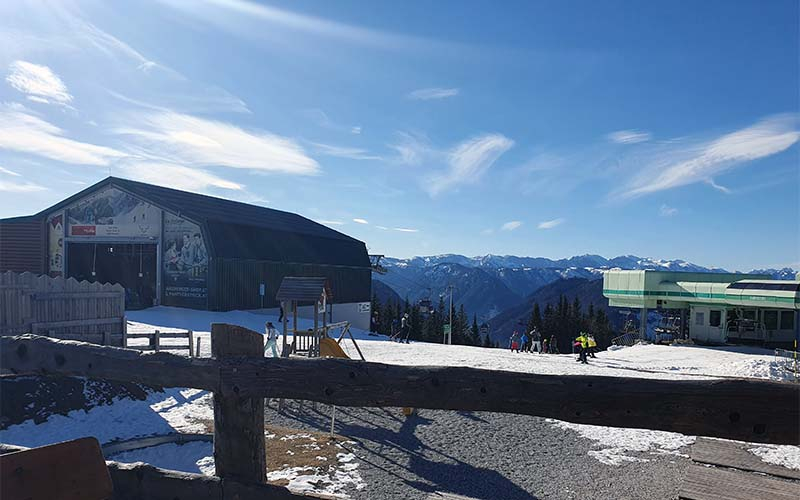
[603,270,800,345]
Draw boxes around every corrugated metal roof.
[275,276,332,302]
[22,177,371,269]
[109,177,357,242]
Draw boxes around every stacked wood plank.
[0,271,125,345]
[679,438,800,500]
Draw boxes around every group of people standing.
[573,332,598,364]
[509,327,559,354]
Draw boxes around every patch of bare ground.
[197,417,355,489]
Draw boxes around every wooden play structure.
[275,276,365,361]
[276,276,331,357]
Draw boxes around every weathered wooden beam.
[1,334,218,391]
[0,443,328,500]
[220,356,800,445]
[3,334,799,444]
[101,433,212,457]
[679,463,800,500]
[211,324,266,485]
[690,437,800,480]
[108,462,333,500]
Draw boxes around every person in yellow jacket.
[575,333,589,364]
[587,334,598,358]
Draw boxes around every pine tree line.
[371,292,614,351]
[370,294,483,346]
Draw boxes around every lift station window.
[780,311,795,331]
[763,310,779,330]
[695,312,705,326]
[709,310,722,327]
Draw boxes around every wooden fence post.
[153,330,160,352]
[211,323,266,484]
[187,330,194,358]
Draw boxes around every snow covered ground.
[3,306,798,498]
[127,306,796,382]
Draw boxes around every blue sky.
[0,0,797,271]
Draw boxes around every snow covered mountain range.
[374,254,796,320]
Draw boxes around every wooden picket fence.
[0,271,125,346]
[1,328,798,500]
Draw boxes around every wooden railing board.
[690,437,800,480]
[679,464,800,500]
[2,334,218,391]
[3,334,798,445]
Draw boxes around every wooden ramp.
[680,438,800,500]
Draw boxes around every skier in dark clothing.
[400,313,411,343]
[549,335,559,354]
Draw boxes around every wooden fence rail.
[125,330,195,357]
[2,333,798,445]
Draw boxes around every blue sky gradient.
[0,0,797,270]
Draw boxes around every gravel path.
[265,402,689,500]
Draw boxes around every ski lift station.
[603,270,800,347]
[0,177,373,330]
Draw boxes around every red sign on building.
[71,225,97,236]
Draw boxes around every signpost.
[443,324,451,345]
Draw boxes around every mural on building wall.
[67,187,160,238]
[48,212,64,277]
[162,213,208,307]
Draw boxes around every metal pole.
[448,285,454,345]
[640,307,647,341]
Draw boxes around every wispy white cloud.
[0,107,125,165]
[393,227,419,233]
[619,114,799,199]
[317,219,344,226]
[301,109,361,135]
[310,142,381,160]
[538,218,564,229]
[0,166,21,176]
[659,204,678,217]
[115,111,319,175]
[353,218,368,224]
[389,131,431,166]
[1,2,248,114]
[407,87,460,100]
[117,162,243,192]
[6,61,73,106]
[705,178,731,194]
[375,225,389,230]
[608,129,651,144]
[423,133,514,196]
[0,179,48,192]
[500,220,522,231]
[480,228,494,236]
[158,0,453,52]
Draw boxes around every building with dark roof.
[0,177,373,328]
